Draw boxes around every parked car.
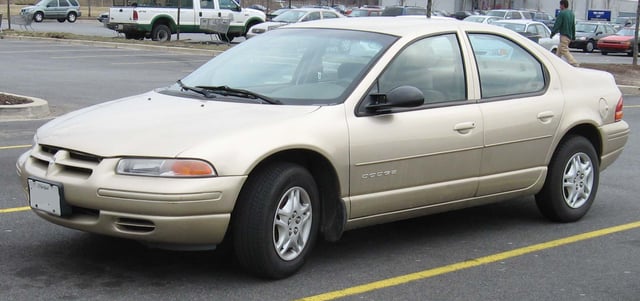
[486,9,531,20]
[463,15,503,24]
[97,11,109,23]
[526,10,555,28]
[381,6,426,16]
[570,21,617,52]
[16,17,629,279]
[597,27,640,56]
[492,19,559,53]
[20,0,81,23]
[247,8,344,39]
[347,7,384,17]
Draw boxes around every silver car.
[20,0,81,23]
[17,17,630,279]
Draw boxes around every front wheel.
[151,24,171,42]
[232,162,320,279]
[33,12,44,23]
[583,40,595,53]
[535,136,599,222]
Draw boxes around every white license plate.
[28,178,67,216]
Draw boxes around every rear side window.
[468,33,546,99]
[68,0,79,5]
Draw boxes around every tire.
[33,12,44,23]
[57,18,66,23]
[151,24,171,42]
[601,51,608,55]
[67,12,77,23]
[583,40,595,53]
[535,136,599,222]
[232,162,320,279]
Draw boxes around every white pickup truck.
[108,0,265,41]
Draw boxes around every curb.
[0,93,50,121]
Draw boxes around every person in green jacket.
[551,0,580,67]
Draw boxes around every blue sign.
[587,10,611,21]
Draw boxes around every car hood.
[600,35,634,42]
[35,91,321,158]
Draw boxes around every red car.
[597,27,640,56]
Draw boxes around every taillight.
[133,10,138,21]
[615,96,624,122]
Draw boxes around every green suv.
[20,0,82,23]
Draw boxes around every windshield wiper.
[177,80,216,98]
[196,85,282,104]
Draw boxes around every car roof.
[493,19,542,25]
[285,16,515,37]
[291,7,339,12]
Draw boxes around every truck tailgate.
[109,7,135,23]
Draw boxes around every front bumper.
[16,145,246,245]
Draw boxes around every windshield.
[170,28,396,105]
[487,10,505,17]
[273,10,308,23]
[616,28,638,36]
[494,22,526,32]
[576,23,597,33]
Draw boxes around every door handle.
[537,111,555,123]
[453,122,476,134]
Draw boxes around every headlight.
[578,37,586,41]
[116,158,216,177]
[252,28,265,33]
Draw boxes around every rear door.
[467,33,563,196]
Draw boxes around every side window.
[323,12,339,19]
[376,34,466,104]
[303,12,321,22]
[510,12,521,19]
[219,0,239,10]
[60,0,69,7]
[526,25,537,35]
[68,0,79,5]
[468,33,545,99]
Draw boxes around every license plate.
[28,178,70,216]
[117,24,123,30]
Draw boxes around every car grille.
[30,144,103,179]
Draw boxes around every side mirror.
[365,86,424,114]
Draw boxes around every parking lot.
[1,38,640,300]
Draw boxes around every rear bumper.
[599,120,630,170]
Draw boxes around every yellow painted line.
[0,144,31,150]
[0,206,30,213]
[298,221,640,301]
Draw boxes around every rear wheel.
[233,162,320,279]
[535,136,599,222]
[151,24,171,42]
[67,12,77,23]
